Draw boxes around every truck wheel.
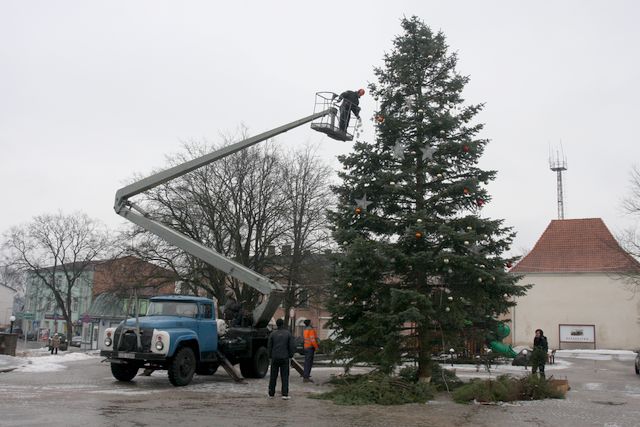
[111,363,139,382]
[240,346,269,378]
[168,347,196,386]
[195,362,219,375]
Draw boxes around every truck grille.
[114,328,153,352]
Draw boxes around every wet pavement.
[1,349,640,426]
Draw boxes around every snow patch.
[583,383,604,391]
[2,351,99,373]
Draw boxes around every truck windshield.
[147,301,198,318]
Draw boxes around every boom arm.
[115,108,336,328]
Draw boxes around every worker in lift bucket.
[334,88,364,133]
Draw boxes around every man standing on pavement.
[302,319,319,383]
[267,318,296,400]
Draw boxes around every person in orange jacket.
[302,319,319,382]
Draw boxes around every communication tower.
[549,148,568,220]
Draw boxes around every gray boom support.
[114,108,336,328]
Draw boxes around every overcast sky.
[1,1,639,256]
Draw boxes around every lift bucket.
[311,92,357,141]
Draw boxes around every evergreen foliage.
[452,375,566,403]
[313,372,434,405]
[327,16,528,379]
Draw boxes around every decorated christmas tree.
[327,16,527,380]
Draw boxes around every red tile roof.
[510,218,640,273]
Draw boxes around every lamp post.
[9,315,16,334]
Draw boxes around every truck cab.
[100,295,269,386]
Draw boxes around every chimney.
[267,245,276,256]
[281,245,291,256]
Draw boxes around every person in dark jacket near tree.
[531,328,548,378]
[334,88,364,132]
[267,318,296,399]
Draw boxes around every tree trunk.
[416,323,432,381]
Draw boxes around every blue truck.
[103,106,335,386]
[100,295,270,386]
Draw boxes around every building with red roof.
[509,218,640,350]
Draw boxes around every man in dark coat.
[267,318,296,399]
[335,88,364,132]
[531,328,548,378]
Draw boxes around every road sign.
[17,312,34,320]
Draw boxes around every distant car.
[635,352,640,375]
[48,333,68,351]
[70,336,83,347]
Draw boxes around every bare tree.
[271,144,335,327]
[619,165,640,287]
[124,129,289,313]
[2,212,113,335]
[124,135,335,323]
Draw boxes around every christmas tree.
[327,16,527,380]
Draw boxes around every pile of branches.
[452,374,566,403]
[313,371,435,405]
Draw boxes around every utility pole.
[549,148,568,220]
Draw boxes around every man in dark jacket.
[531,328,548,378]
[267,318,296,399]
[335,88,364,132]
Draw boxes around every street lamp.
[9,315,16,334]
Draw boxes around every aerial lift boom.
[114,107,337,328]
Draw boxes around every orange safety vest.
[303,326,319,350]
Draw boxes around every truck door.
[198,302,218,357]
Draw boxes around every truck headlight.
[103,328,114,348]
[151,329,169,354]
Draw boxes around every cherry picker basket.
[311,92,357,141]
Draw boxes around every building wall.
[510,272,640,350]
[0,285,17,327]
[24,271,93,336]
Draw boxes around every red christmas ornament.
[463,145,470,153]
[476,198,485,206]
[376,115,385,123]
[463,188,470,195]
[355,207,362,215]
[415,231,423,239]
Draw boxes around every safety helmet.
[358,88,365,96]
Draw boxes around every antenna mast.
[549,147,568,220]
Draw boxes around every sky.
[1,1,639,256]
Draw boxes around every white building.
[509,218,640,350]
[0,283,17,328]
